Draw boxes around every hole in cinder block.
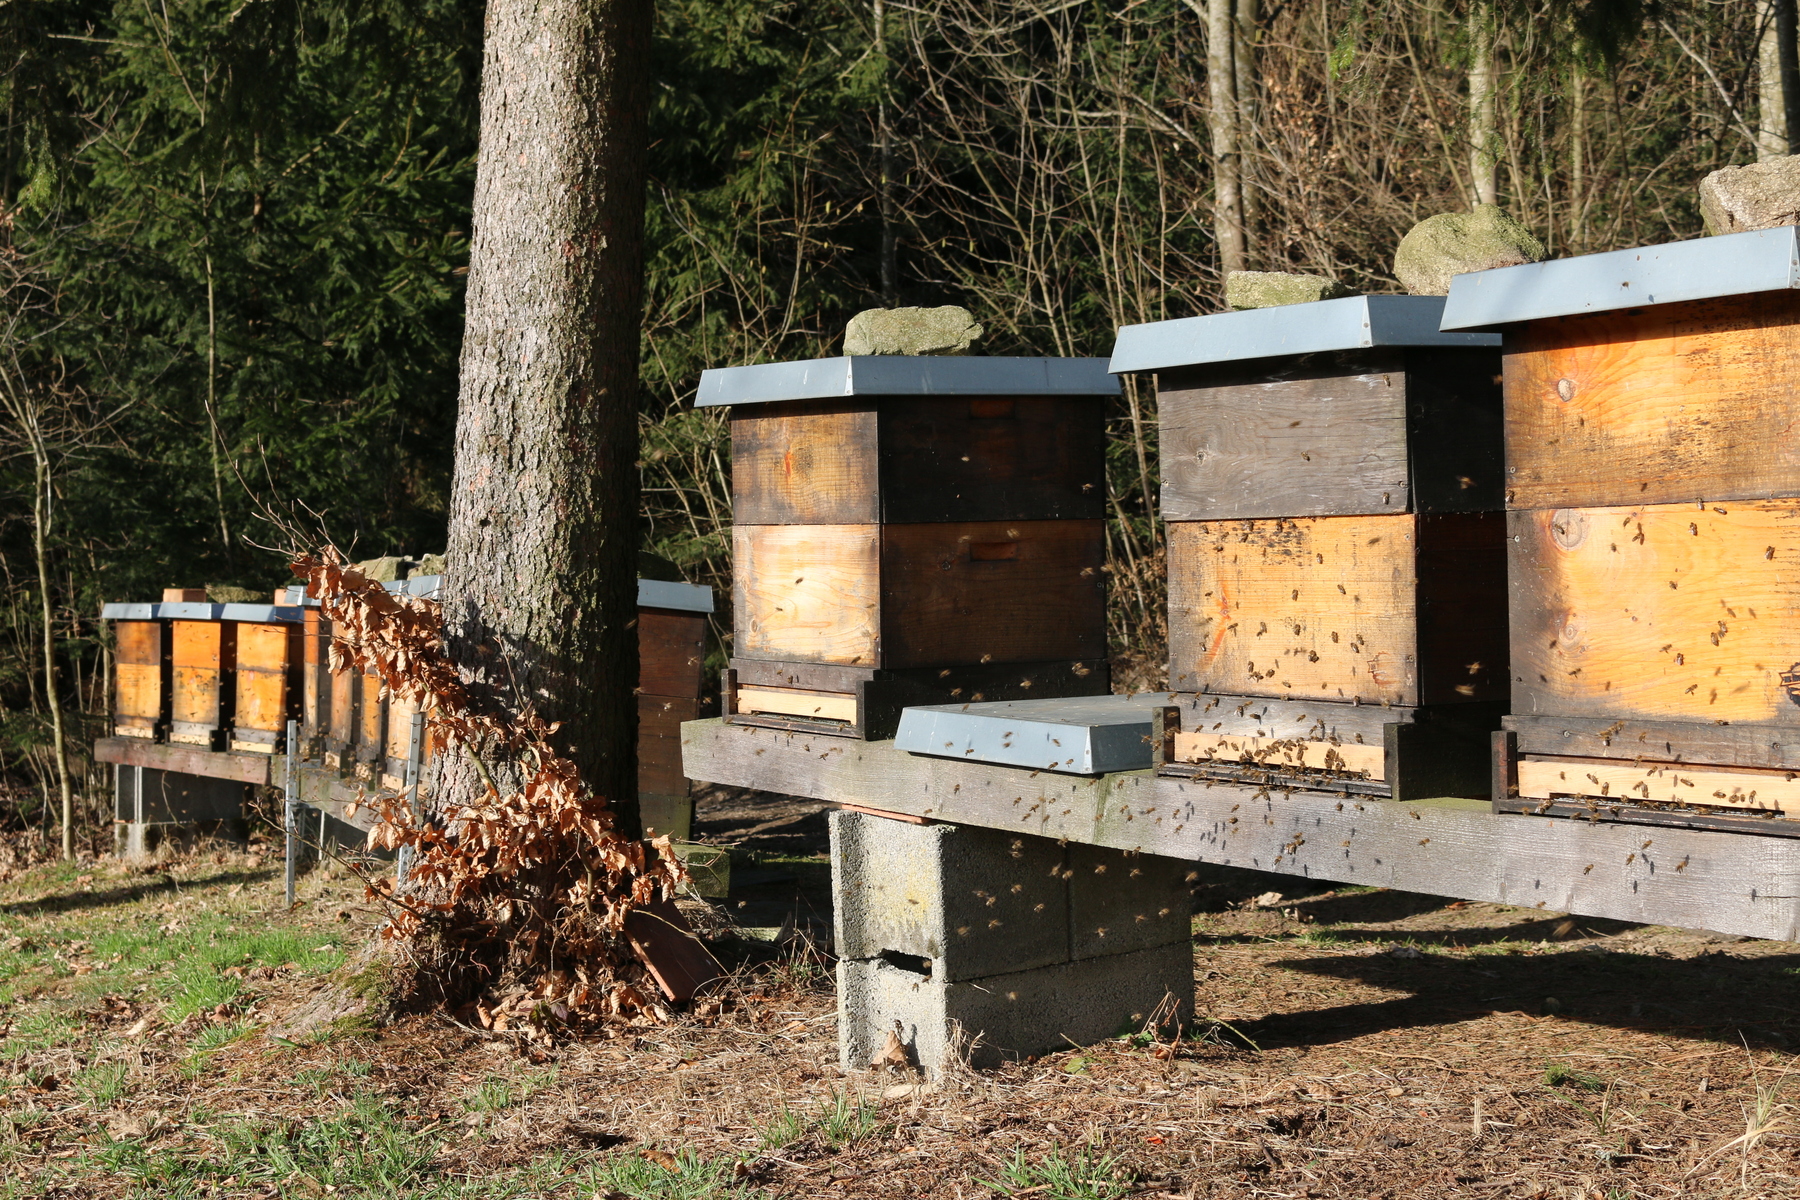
[879,950,933,978]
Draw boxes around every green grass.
[978,1146,1131,1199]
[583,1147,757,1199]
[1544,1061,1609,1092]
[72,1060,131,1106]
[753,1089,881,1152]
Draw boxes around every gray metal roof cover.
[100,603,157,620]
[1108,295,1499,374]
[219,603,302,623]
[1439,227,1800,329]
[894,692,1177,776]
[638,578,715,614]
[695,356,1119,407]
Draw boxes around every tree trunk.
[1761,0,1800,159]
[875,0,898,305]
[437,0,651,834]
[1232,0,1259,252]
[32,443,73,859]
[1569,65,1586,252]
[1206,0,1244,277]
[1467,0,1498,206]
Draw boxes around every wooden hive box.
[1442,228,1800,834]
[223,597,303,754]
[159,594,240,750]
[696,355,1117,739]
[635,577,715,839]
[1110,295,1509,799]
[101,599,175,740]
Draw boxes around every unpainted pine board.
[233,668,289,734]
[877,519,1106,669]
[303,612,331,738]
[356,669,386,762]
[1167,515,1420,704]
[681,718,1800,941]
[1504,712,1800,769]
[735,685,857,723]
[114,620,164,666]
[116,662,164,725]
[1508,501,1800,728]
[234,622,290,672]
[328,659,358,749]
[734,523,880,666]
[638,608,707,698]
[1516,755,1800,814]
[170,621,230,669]
[1504,291,1800,509]
[877,395,1106,522]
[730,402,878,524]
[1157,354,1411,521]
[171,668,223,728]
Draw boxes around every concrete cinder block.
[830,810,1068,981]
[839,940,1194,1075]
[1066,844,1194,960]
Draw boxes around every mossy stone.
[1394,204,1545,296]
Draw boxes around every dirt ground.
[3,788,1798,1199]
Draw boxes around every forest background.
[0,0,1780,841]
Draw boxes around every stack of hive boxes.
[1443,228,1800,831]
[1109,295,1511,799]
[103,589,302,754]
[695,355,1119,739]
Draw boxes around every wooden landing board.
[682,718,1800,942]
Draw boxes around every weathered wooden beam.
[94,737,272,786]
[681,718,1800,941]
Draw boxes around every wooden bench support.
[683,718,1800,943]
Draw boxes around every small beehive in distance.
[1110,295,1509,799]
[104,600,172,740]
[634,578,715,840]
[1443,227,1800,831]
[226,597,303,754]
[697,355,1117,738]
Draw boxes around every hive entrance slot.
[879,950,933,977]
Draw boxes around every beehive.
[104,598,174,739]
[1110,295,1509,799]
[1442,227,1800,831]
[696,355,1117,738]
[635,578,715,839]
[226,598,303,753]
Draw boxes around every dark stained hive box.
[1110,295,1508,799]
[696,355,1117,739]
[1441,228,1800,830]
[634,578,715,839]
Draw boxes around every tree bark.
[1206,0,1245,277]
[1467,0,1498,206]
[438,0,651,833]
[1761,0,1800,159]
[1232,0,1259,251]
